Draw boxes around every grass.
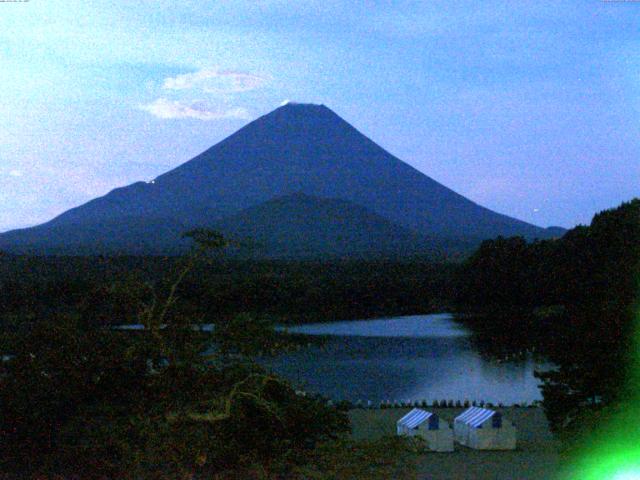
[349,407,561,480]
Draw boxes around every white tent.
[454,407,516,450]
[396,408,454,452]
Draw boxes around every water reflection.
[263,313,550,404]
[281,313,469,338]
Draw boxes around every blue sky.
[1,0,638,231]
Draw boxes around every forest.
[455,199,640,439]
[0,231,422,479]
[0,254,456,327]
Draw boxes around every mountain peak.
[277,101,326,109]
[269,102,334,120]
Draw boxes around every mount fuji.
[0,103,562,257]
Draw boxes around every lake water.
[264,313,549,405]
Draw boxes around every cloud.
[139,98,250,121]
[140,68,264,121]
[162,69,268,94]
[8,170,22,177]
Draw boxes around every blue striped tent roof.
[454,407,496,428]
[397,408,433,429]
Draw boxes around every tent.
[396,408,454,452]
[453,407,516,450]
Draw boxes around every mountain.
[215,193,478,258]
[0,103,562,256]
[0,194,473,257]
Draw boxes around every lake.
[263,313,550,405]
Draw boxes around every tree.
[0,230,350,479]
[454,199,640,441]
[535,200,640,438]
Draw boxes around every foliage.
[0,232,353,479]
[0,257,455,328]
[212,313,280,357]
[456,199,640,439]
[536,200,640,437]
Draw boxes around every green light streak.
[563,297,640,479]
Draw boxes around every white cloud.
[163,69,268,94]
[8,170,22,177]
[139,98,250,121]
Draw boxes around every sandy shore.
[349,407,562,480]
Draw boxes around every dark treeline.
[0,255,456,327]
[0,233,420,479]
[455,199,640,437]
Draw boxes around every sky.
[1,0,639,232]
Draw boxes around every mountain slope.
[0,103,562,255]
[215,193,465,258]
[0,215,194,255]
[0,194,473,257]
